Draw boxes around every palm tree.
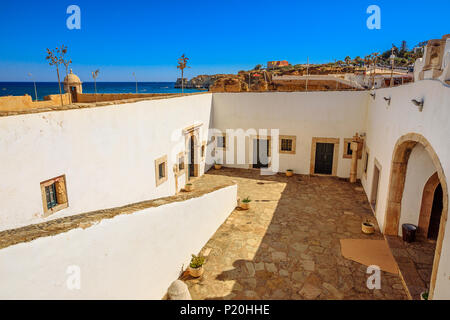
[177,54,190,95]
[344,56,352,66]
[92,69,100,105]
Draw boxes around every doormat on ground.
[340,239,399,274]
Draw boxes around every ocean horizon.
[0,81,203,101]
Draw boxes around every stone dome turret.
[64,69,82,85]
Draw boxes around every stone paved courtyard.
[185,168,407,300]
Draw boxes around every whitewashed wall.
[0,94,213,231]
[211,92,368,177]
[399,145,436,234]
[0,184,237,299]
[361,80,450,299]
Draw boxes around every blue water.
[0,82,203,101]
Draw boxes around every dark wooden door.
[428,184,443,240]
[253,139,269,169]
[189,136,195,178]
[314,143,334,175]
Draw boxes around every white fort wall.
[361,80,450,299]
[0,185,237,299]
[0,93,213,231]
[211,92,368,177]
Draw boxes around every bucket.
[402,224,417,243]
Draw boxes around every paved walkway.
[386,235,435,300]
[186,168,407,300]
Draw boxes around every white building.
[0,35,449,299]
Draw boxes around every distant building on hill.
[267,60,289,69]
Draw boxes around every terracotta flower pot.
[240,202,250,210]
[189,266,204,278]
[286,170,294,177]
[362,222,375,234]
[185,184,193,192]
[214,164,222,170]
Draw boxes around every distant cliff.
[174,74,235,89]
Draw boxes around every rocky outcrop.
[210,77,249,92]
[175,74,236,89]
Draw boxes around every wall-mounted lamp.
[370,92,376,100]
[384,96,391,106]
[411,99,424,112]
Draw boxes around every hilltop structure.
[0,35,449,300]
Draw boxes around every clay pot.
[362,222,375,234]
[189,266,204,278]
[240,202,250,210]
[185,184,193,192]
[214,164,222,170]
[286,170,294,177]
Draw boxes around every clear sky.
[0,0,448,82]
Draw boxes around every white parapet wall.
[0,93,213,231]
[0,184,237,299]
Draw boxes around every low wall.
[75,93,174,103]
[0,94,71,112]
[0,184,237,299]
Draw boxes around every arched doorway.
[383,133,448,299]
[417,173,442,240]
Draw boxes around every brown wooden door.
[314,143,334,174]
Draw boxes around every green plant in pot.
[189,254,205,278]
[240,196,252,210]
[185,183,193,192]
[421,291,429,300]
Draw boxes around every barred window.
[281,139,293,152]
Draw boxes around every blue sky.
[0,0,448,81]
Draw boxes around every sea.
[0,82,203,101]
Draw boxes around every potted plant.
[420,291,429,300]
[185,183,193,192]
[214,160,222,170]
[240,196,252,210]
[286,169,294,177]
[362,220,375,234]
[189,254,205,278]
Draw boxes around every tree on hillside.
[344,56,352,66]
[177,54,190,95]
[254,64,263,70]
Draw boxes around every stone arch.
[383,133,448,299]
[417,172,441,239]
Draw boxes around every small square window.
[201,141,206,158]
[40,175,68,216]
[155,155,168,187]
[178,152,185,173]
[346,142,353,156]
[279,135,296,154]
[217,135,226,149]
[159,162,166,179]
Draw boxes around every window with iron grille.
[281,139,293,152]
[178,154,185,172]
[45,183,58,209]
[279,135,296,154]
[40,175,68,216]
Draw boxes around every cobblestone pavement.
[186,168,407,300]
